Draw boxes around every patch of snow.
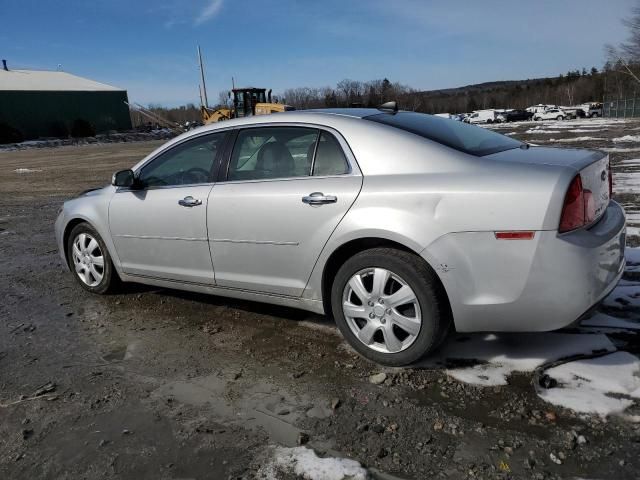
[618,159,640,166]
[537,351,640,417]
[13,168,42,173]
[581,312,640,331]
[602,284,640,309]
[613,135,640,143]
[547,136,606,143]
[613,172,640,194]
[568,129,606,133]
[603,147,640,153]
[420,333,615,386]
[524,129,562,134]
[258,446,368,480]
[627,226,640,237]
[626,248,640,271]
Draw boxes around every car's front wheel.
[331,248,450,366]
[67,222,118,294]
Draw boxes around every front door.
[208,126,362,296]
[109,132,226,284]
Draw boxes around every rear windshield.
[365,111,523,156]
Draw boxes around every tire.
[557,116,563,121]
[66,222,118,294]
[331,248,451,366]
[486,119,493,124]
[534,116,540,121]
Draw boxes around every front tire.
[331,248,451,366]
[67,223,118,294]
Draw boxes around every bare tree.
[606,3,640,85]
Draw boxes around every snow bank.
[14,168,42,173]
[537,352,640,417]
[423,333,615,386]
[258,446,368,480]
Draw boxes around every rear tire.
[557,116,564,121]
[67,222,118,294]
[331,248,451,366]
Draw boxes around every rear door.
[207,125,362,296]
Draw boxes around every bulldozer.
[201,87,294,124]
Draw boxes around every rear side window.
[312,132,349,176]
[366,112,522,156]
[228,127,318,181]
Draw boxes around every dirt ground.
[2,121,640,480]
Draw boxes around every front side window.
[228,127,319,181]
[139,133,225,187]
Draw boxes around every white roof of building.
[0,69,124,92]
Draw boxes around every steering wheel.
[181,167,210,184]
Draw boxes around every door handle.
[178,196,202,207]
[302,192,337,205]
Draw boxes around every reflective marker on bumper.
[494,231,535,240]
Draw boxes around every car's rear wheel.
[67,223,118,294]
[331,248,450,366]
[556,115,564,121]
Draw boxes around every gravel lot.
[2,119,640,480]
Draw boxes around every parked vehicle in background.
[533,108,567,121]
[467,109,498,124]
[434,113,454,119]
[496,109,534,122]
[581,102,603,118]
[526,104,556,115]
[560,107,586,120]
[55,107,624,366]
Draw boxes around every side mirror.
[111,169,136,188]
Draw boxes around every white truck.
[467,109,498,124]
[580,102,603,118]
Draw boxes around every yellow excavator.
[197,46,293,124]
[201,87,294,124]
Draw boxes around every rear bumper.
[423,201,626,332]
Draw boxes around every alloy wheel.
[71,233,104,287]
[342,267,422,354]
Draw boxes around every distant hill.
[411,73,604,113]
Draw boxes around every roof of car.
[297,108,383,118]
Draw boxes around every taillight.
[559,175,586,233]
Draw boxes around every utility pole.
[197,45,209,109]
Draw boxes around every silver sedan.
[55,108,626,365]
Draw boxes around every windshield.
[366,111,523,156]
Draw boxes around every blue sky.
[1,0,635,106]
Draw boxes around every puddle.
[152,373,315,446]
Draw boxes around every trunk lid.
[485,146,611,227]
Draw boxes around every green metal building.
[0,64,131,140]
